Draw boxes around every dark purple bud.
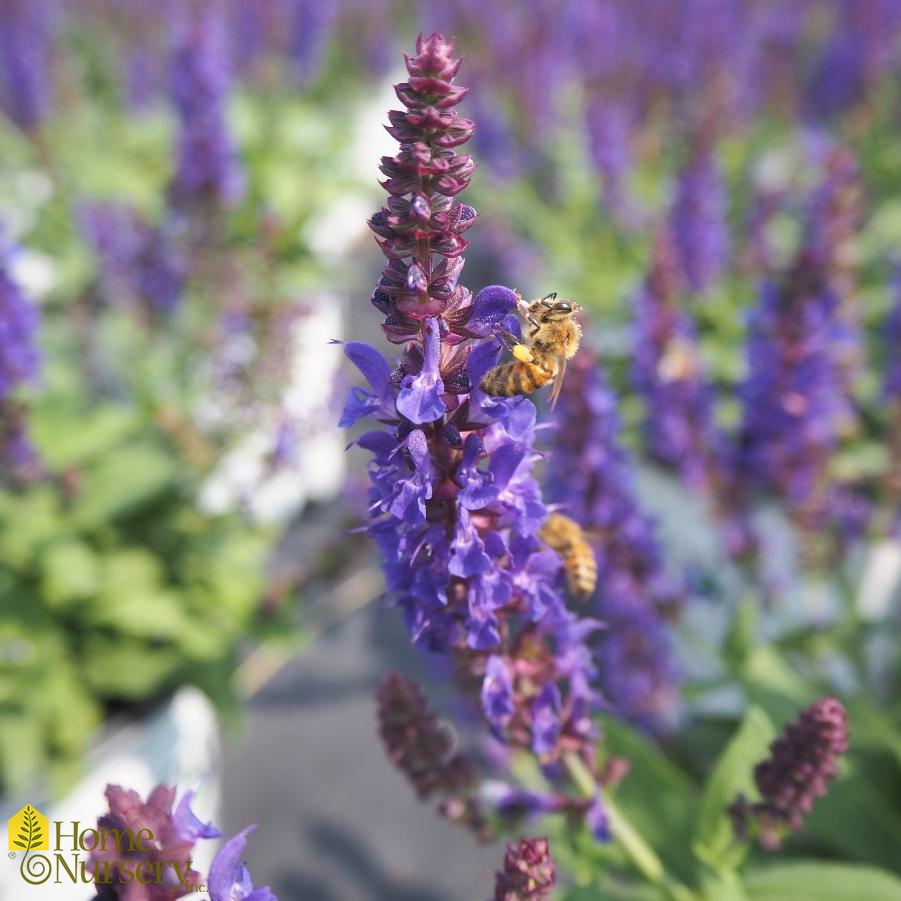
[730,696,849,850]
[89,784,205,897]
[492,837,556,901]
[377,670,473,800]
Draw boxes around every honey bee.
[479,292,583,409]
[539,512,598,602]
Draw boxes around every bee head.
[535,297,579,321]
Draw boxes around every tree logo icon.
[7,805,49,852]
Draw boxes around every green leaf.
[693,705,776,871]
[13,841,25,849]
[30,404,138,469]
[804,755,901,869]
[69,444,175,530]
[744,862,901,901]
[40,541,101,607]
[81,637,182,699]
[0,487,61,565]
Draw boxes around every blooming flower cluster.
[89,782,275,901]
[632,227,721,492]
[885,271,901,401]
[0,230,41,480]
[737,145,868,553]
[345,31,606,831]
[729,696,849,850]
[669,141,730,295]
[0,0,54,132]
[81,203,185,317]
[546,350,682,727]
[0,233,40,399]
[168,2,244,210]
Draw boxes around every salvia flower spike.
[345,31,605,835]
[729,696,849,850]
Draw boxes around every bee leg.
[511,343,537,364]
[491,324,523,352]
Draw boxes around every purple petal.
[531,683,562,756]
[481,655,515,728]
[208,826,252,901]
[467,339,504,386]
[449,509,492,577]
[344,342,393,395]
[396,319,447,423]
[339,386,383,427]
[469,285,519,335]
[456,434,499,510]
[172,786,223,843]
[587,793,612,843]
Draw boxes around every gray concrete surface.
[221,573,500,901]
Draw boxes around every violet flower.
[168,2,244,210]
[885,270,901,401]
[81,203,185,316]
[208,826,277,901]
[0,0,54,132]
[737,145,867,553]
[345,31,604,827]
[669,141,730,295]
[0,230,41,480]
[729,696,849,850]
[632,226,722,492]
[546,350,681,728]
[286,0,337,85]
[491,837,556,901]
[0,231,40,400]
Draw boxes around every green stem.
[562,752,698,900]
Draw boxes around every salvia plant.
[341,29,901,901]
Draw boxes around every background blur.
[1,1,900,899]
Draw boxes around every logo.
[8,806,48,852]
[6,805,202,891]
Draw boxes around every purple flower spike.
[884,269,901,400]
[81,203,185,316]
[168,3,244,210]
[208,826,277,901]
[737,145,867,559]
[729,696,849,850]
[547,349,682,728]
[348,33,605,842]
[632,227,723,493]
[0,230,41,481]
[0,0,54,131]
[0,232,40,400]
[670,142,730,295]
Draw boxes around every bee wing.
[548,349,568,410]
